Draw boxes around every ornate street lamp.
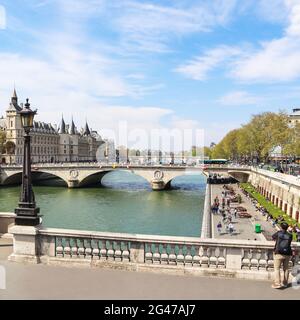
[15,98,40,226]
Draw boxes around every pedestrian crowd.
[211,185,239,236]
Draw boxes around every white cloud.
[175,0,300,83]
[230,38,300,82]
[217,91,260,106]
[0,5,6,30]
[175,45,242,80]
[110,0,238,53]
[285,0,300,36]
[230,0,300,82]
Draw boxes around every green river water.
[0,171,206,237]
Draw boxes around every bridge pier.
[151,180,166,191]
[67,180,80,188]
[151,179,172,191]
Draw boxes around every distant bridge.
[0,163,252,190]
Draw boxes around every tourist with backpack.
[271,222,293,289]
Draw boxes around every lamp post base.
[15,205,41,226]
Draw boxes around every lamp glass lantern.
[19,99,36,130]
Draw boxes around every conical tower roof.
[70,117,76,135]
[83,121,91,136]
[12,88,17,98]
[60,115,66,134]
[7,87,21,111]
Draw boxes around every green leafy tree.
[0,129,6,154]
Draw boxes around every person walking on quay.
[222,212,226,222]
[217,221,222,234]
[271,222,293,289]
[228,222,234,235]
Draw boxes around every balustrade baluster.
[200,246,209,268]
[184,245,193,267]
[152,243,161,264]
[114,241,122,262]
[63,238,71,258]
[78,238,86,259]
[56,237,64,258]
[160,243,169,265]
[250,250,259,270]
[85,239,92,260]
[168,244,176,265]
[91,239,100,260]
[208,247,218,268]
[258,250,267,270]
[71,238,79,258]
[192,245,201,267]
[100,240,107,260]
[241,249,251,269]
[107,241,115,261]
[217,247,226,269]
[176,245,184,266]
[121,241,130,262]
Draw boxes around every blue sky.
[0,0,300,149]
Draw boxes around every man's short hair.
[280,222,288,231]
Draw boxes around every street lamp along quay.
[15,98,41,226]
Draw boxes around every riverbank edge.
[200,183,212,238]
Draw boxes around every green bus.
[203,159,228,165]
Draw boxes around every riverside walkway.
[211,184,278,240]
[0,238,299,299]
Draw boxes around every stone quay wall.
[248,168,300,223]
[200,183,212,239]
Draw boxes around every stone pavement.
[0,237,299,300]
[211,184,278,241]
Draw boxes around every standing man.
[271,222,293,289]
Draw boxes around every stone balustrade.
[17,227,297,280]
[0,212,16,236]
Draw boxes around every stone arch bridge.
[0,164,251,190]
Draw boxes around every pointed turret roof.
[7,87,21,112]
[12,88,17,99]
[83,121,91,136]
[60,115,66,134]
[70,117,76,135]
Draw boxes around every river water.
[0,171,206,237]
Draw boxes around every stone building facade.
[289,108,300,126]
[0,90,103,164]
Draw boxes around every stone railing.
[251,167,300,187]
[23,227,299,280]
[0,212,16,236]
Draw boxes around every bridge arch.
[227,171,250,183]
[78,169,151,188]
[1,171,23,185]
[78,170,111,187]
[0,170,69,187]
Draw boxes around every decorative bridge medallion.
[69,169,79,179]
[153,170,164,180]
